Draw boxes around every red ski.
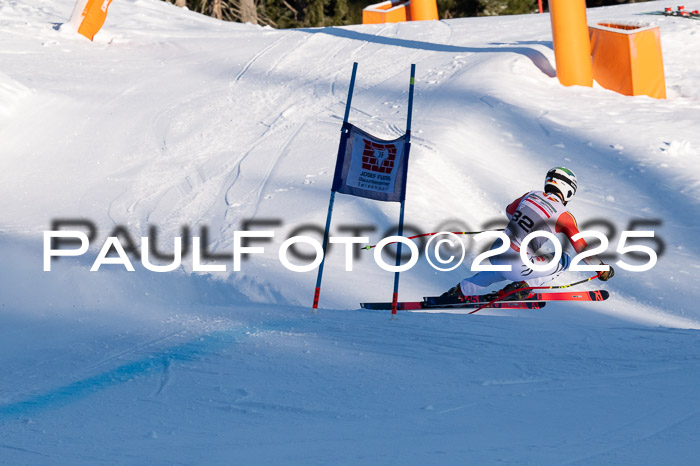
[360,300,546,311]
[424,289,609,307]
[361,290,608,311]
[527,290,609,301]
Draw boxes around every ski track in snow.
[233,31,297,84]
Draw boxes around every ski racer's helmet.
[544,167,577,203]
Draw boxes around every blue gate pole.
[313,62,358,312]
[391,64,416,317]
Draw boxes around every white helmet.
[544,167,577,203]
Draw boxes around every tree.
[166,0,273,26]
[240,0,259,23]
[163,0,653,28]
[477,0,537,16]
[437,0,481,19]
[212,0,222,19]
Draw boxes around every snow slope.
[1,0,700,463]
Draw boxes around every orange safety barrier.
[549,0,593,87]
[362,0,437,24]
[409,0,438,21]
[69,0,113,41]
[363,0,410,24]
[589,22,666,99]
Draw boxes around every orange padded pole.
[409,0,438,21]
[549,0,593,87]
[70,0,113,41]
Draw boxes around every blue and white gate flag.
[331,122,410,203]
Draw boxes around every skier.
[442,167,614,300]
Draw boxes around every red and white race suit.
[459,190,598,296]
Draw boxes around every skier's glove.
[598,265,615,281]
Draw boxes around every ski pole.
[468,274,601,315]
[362,229,505,250]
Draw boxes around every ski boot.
[440,283,465,300]
[500,281,530,300]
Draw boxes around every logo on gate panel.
[362,139,397,174]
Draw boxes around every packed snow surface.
[1,0,700,463]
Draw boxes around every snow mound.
[0,72,32,120]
